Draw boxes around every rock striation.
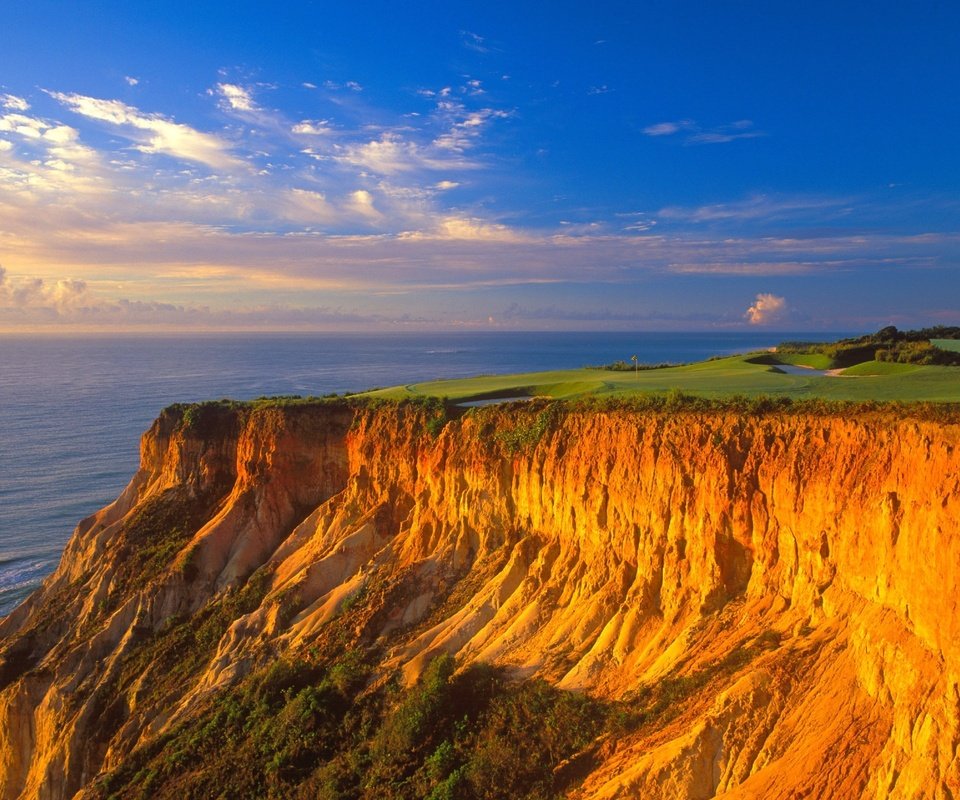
[1,399,958,798]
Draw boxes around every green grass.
[932,339,960,353]
[840,360,921,376]
[764,352,834,369]
[361,352,960,404]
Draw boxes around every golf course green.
[363,352,960,404]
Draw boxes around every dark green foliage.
[777,325,960,367]
[91,652,614,800]
[495,403,560,453]
[105,568,273,713]
[566,391,960,423]
[405,395,452,438]
[87,621,787,800]
[101,488,214,614]
[176,399,244,437]
[586,360,680,371]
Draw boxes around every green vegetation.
[586,359,680,371]
[778,325,960,367]
[353,327,960,405]
[493,404,560,453]
[90,623,783,800]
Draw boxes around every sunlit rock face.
[1,400,958,799]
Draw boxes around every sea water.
[0,331,842,616]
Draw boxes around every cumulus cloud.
[745,293,786,324]
[0,113,46,138]
[48,91,241,169]
[346,189,382,221]
[0,265,90,313]
[0,265,412,329]
[400,215,529,243]
[0,94,30,111]
[124,76,139,87]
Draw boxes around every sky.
[0,0,957,332]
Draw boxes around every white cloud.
[292,119,332,135]
[322,80,363,92]
[0,265,90,312]
[0,140,12,152]
[434,180,459,190]
[217,83,257,112]
[0,113,46,138]
[0,94,30,111]
[432,105,509,153]
[745,293,786,324]
[401,215,528,242]
[346,189,382,220]
[49,91,241,169]
[124,76,139,87]
[336,133,480,174]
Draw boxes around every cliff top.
[358,347,960,405]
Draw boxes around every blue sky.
[0,0,957,331]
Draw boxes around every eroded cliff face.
[0,401,958,799]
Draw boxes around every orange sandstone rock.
[0,402,958,799]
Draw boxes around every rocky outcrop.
[1,400,958,798]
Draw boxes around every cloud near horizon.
[745,293,787,325]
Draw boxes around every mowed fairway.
[363,354,960,403]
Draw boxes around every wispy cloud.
[322,80,363,92]
[48,91,242,169]
[216,83,258,112]
[644,118,765,145]
[461,30,491,53]
[124,76,139,87]
[334,133,475,174]
[432,103,509,152]
[657,194,851,224]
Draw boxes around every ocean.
[0,331,843,616]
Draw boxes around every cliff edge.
[1,399,958,798]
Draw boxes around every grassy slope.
[364,354,960,403]
[932,339,960,353]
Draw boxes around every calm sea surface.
[0,331,844,616]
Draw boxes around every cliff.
[1,399,958,798]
